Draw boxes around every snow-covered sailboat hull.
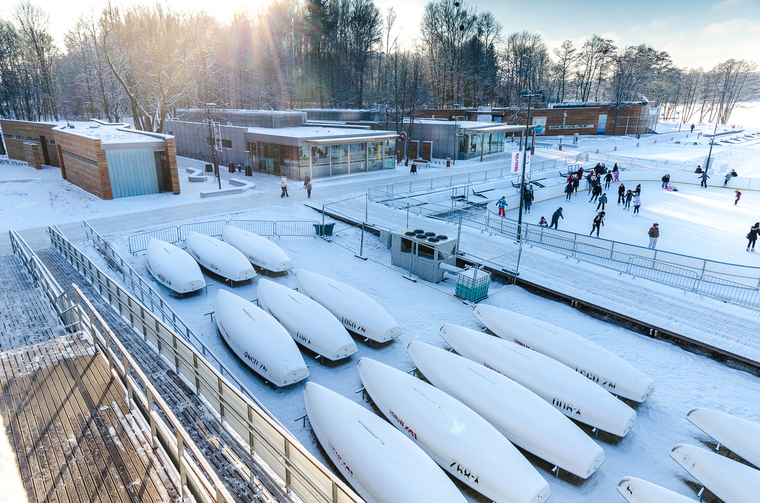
[146,238,205,294]
[616,476,697,503]
[215,289,308,387]
[686,407,760,469]
[186,231,256,282]
[303,382,467,503]
[473,305,655,402]
[670,443,760,503]
[357,357,550,503]
[294,270,401,343]
[257,279,357,361]
[439,323,636,437]
[222,225,293,272]
[407,340,605,479]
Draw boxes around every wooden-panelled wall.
[0,120,61,167]
[53,129,112,200]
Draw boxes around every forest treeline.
[0,0,757,133]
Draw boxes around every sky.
[1,0,759,68]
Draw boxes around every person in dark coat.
[748,222,760,251]
[635,184,641,196]
[648,223,659,249]
[550,207,563,229]
[735,190,742,205]
[661,174,670,188]
[589,211,605,237]
[690,124,695,133]
[589,183,602,203]
[604,171,613,189]
[524,185,534,213]
[565,182,574,201]
[597,193,608,211]
[573,175,580,193]
[699,171,710,188]
[695,165,702,173]
[618,183,626,204]
[624,189,634,210]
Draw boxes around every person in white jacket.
[281,175,289,197]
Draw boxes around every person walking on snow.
[497,196,507,217]
[280,175,289,197]
[661,174,670,188]
[597,193,608,211]
[633,193,641,215]
[618,183,626,204]
[699,171,710,188]
[604,171,613,189]
[589,211,605,237]
[550,208,563,229]
[648,223,659,249]
[747,222,760,251]
[624,190,633,210]
[539,216,548,227]
[735,190,742,205]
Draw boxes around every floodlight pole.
[704,88,731,176]
[516,89,545,243]
[206,103,221,190]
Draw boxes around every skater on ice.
[699,171,710,188]
[597,193,607,211]
[735,190,741,205]
[748,223,760,252]
[590,211,605,237]
[618,183,626,204]
[539,216,548,227]
[633,193,641,215]
[624,190,633,210]
[648,224,659,249]
[281,175,289,197]
[497,196,507,217]
[550,208,563,229]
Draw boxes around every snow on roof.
[53,122,169,147]
[245,126,395,141]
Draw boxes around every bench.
[186,167,207,182]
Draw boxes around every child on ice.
[539,217,548,227]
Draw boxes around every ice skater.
[597,193,607,211]
[550,207,563,229]
[661,174,670,188]
[304,179,312,198]
[523,185,534,213]
[748,222,760,251]
[724,169,738,187]
[735,190,742,205]
[618,183,626,204]
[699,171,710,188]
[565,182,574,201]
[604,171,613,189]
[632,193,641,215]
[497,196,507,217]
[539,216,548,227]
[281,174,289,197]
[648,223,659,249]
[573,175,580,193]
[589,211,605,237]
[613,164,620,182]
[624,190,633,210]
[589,183,602,203]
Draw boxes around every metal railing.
[46,224,362,503]
[466,215,760,310]
[9,229,65,315]
[81,221,275,417]
[128,219,321,254]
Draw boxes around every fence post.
[358,223,365,258]
[406,203,410,228]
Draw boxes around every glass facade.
[384,140,395,169]
[331,144,348,175]
[458,132,506,160]
[350,143,366,173]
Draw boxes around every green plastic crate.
[455,268,490,301]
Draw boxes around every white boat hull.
[295,270,401,343]
[223,225,293,272]
[440,324,637,437]
[407,340,605,479]
[357,357,550,503]
[215,289,308,387]
[670,443,760,503]
[146,238,205,294]
[303,382,467,503]
[686,407,760,469]
[617,477,696,503]
[473,305,655,402]
[186,231,256,282]
[257,279,357,361]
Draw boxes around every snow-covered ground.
[3,125,760,503]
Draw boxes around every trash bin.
[446,159,451,167]
[245,165,252,176]
[313,223,335,236]
[228,163,235,173]
[410,163,417,174]
[205,163,213,173]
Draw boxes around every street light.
[516,89,546,243]
[206,103,221,190]
[704,88,732,176]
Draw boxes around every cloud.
[703,19,760,34]
[650,19,669,30]
[711,0,752,10]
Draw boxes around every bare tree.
[574,35,615,102]
[552,40,576,103]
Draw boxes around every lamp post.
[559,111,567,148]
[62,100,71,127]
[206,103,221,190]
[516,89,546,243]
[704,88,732,176]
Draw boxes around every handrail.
[9,229,66,313]
[67,284,237,503]
[47,224,362,503]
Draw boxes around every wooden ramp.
[0,332,182,503]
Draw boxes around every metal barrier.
[48,224,362,503]
[129,219,320,254]
[8,229,65,317]
[467,216,760,310]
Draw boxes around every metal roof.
[306,133,399,145]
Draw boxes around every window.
[400,238,413,254]
[222,139,232,148]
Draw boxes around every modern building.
[0,119,180,199]
[166,109,398,181]
[406,119,528,161]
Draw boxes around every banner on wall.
[511,151,530,173]
[532,116,547,135]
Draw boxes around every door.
[597,114,608,135]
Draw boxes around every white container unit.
[222,225,293,272]
[257,279,357,361]
[294,270,401,343]
[215,289,308,387]
[440,323,637,437]
[146,238,205,294]
[357,357,550,503]
[303,382,467,503]
[407,340,605,479]
[473,304,655,402]
[186,231,256,282]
